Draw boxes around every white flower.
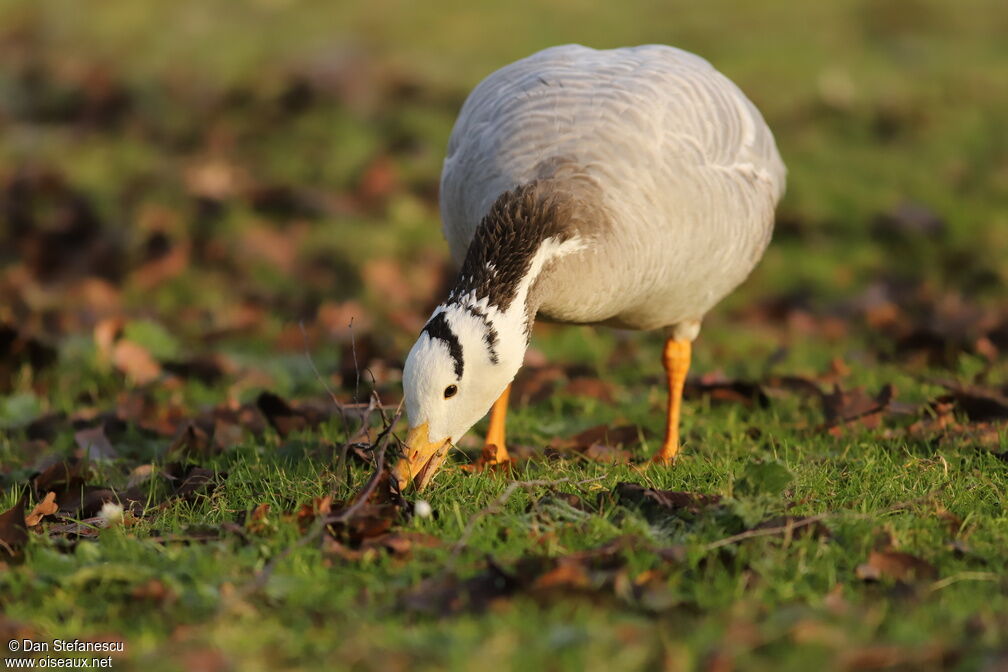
[98,502,125,527]
[413,499,432,519]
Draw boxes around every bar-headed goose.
[394,44,785,490]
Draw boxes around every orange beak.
[392,422,452,491]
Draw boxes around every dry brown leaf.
[533,562,592,590]
[184,158,247,200]
[685,373,770,408]
[93,317,125,361]
[360,530,441,558]
[255,391,332,437]
[837,644,951,672]
[822,383,895,434]
[462,443,515,475]
[131,579,177,605]
[562,377,615,403]
[112,339,161,384]
[127,464,156,490]
[0,497,28,563]
[132,242,189,289]
[614,483,722,516]
[316,300,371,339]
[74,424,118,460]
[168,423,212,460]
[511,365,565,405]
[295,496,333,531]
[357,155,399,203]
[239,224,303,273]
[855,550,937,582]
[24,491,58,527]
[245,504,270,534]
[937,380,1008,421]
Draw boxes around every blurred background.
[1,0,1006,426]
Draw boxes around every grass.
[4,391,1006,670]
[1,0,1007,669]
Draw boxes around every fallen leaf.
[0,323,58,390]
[549,425,639,463]
[74,424,118,460]
[461,443,514,474]
[246,503,271,534]
[529,492,593,514]
[856,550,937,582]
[821,383,895,433]
[167,423,212,461]
[685,374,770,408]
[399,539,671,616]
[162,354,229,384]
[169,465,224,502]
[837,644,952,672]
[789,619,848,648]
[126,464,156,489]
[357,154,399,204]
[400,558,524,616]
[33,459,90,509]
[295,495,333,530]
[614,483,722,516]
[184,158,247,200]
[211,418,246,450]
[511,365,565,405]
[0,497,28,563]
[325,468,406,548]
[360,530,440,557]
[872,201,945,240]
[131,578,177,605]
[93,317,125,361]
[24,491,58,527]
[131,236,189,290]
[255,391,332,437]
[112,339,161,384]
[562,377,615,403]
[936,380,1008,422]
[533,561,592,590]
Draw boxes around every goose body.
[441,44,785,333]
[395,45,786,489]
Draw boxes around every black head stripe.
[422,312,464,379]
[463,304,500,365]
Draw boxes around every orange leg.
[652,339,691,464]
[483,384,511,464]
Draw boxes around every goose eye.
[443,384,458,399]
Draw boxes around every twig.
[927,571,999,593]
[229,406,402,605]
[325,407,400,526]
[349,316,360,403]
[700,485,952,552]
[702,514,832,551]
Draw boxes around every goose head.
[393,183,588,490]
[393,301,524,490]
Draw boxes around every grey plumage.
[440,44,786,337]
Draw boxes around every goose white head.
[394,300,525,490]
[394,182,588,490]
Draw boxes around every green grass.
[3,390,1006,670]
[1,0,1008,669]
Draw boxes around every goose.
[393,44,785,490]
